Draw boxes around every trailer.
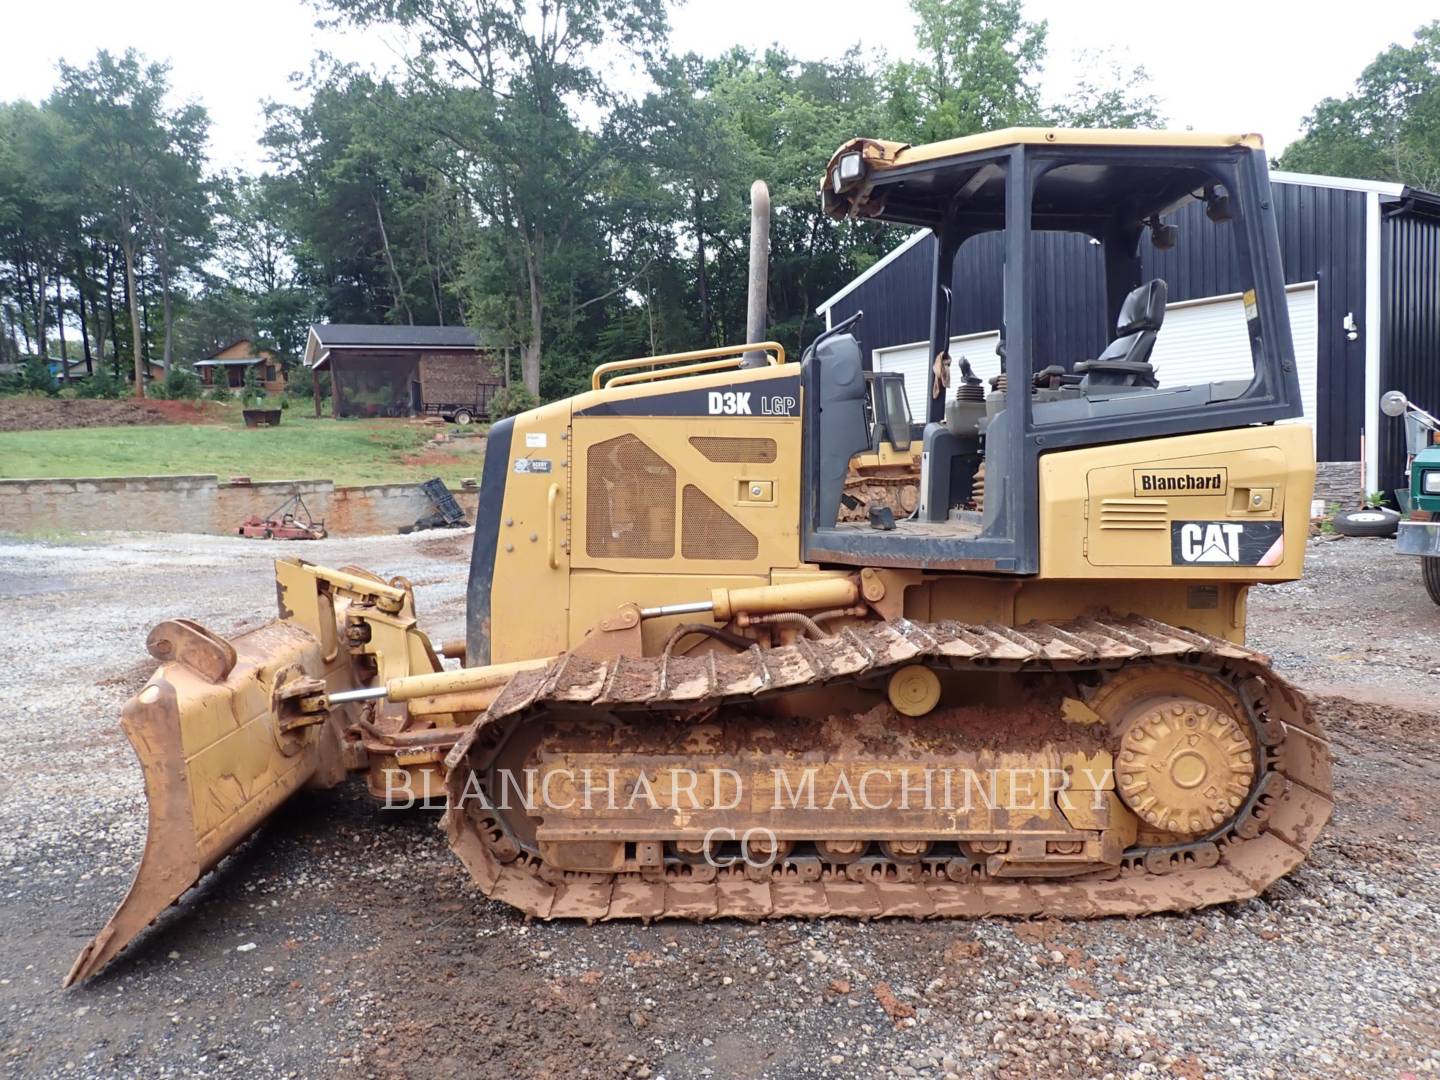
[420,399,489,425]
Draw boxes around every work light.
[832,151,865,192]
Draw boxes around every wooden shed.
[302,325,504,419]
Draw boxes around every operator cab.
[863,370,917,452]
[802,128,1304,572]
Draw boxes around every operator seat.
[1076,279,1167,390]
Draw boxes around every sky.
[0,0,1434,171]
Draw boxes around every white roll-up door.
[1150,282,1318,430]
[871,282,1319,433]
[873,329,1002,420]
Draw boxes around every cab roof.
[823,128,1265,229]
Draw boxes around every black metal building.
[1380,205,1440,498]
[817,170,1440,501]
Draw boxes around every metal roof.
[195,358,264,367]
[310,324,481,348]
[303,324,496,369]
[1267,170,1405,196]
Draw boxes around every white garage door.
[872,282,1319,436]
[873,329,1003,421]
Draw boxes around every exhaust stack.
[743,179,770,366]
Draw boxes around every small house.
[193,339,286,392]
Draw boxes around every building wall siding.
[826,180,1369,462]
[1380,210,1440,499]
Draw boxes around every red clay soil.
[0,396,222,432]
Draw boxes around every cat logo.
[1178,522,1244,562]
[1170,519,1285,566]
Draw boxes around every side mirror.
[1381,390,1410,418]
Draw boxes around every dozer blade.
[66,563,377,986]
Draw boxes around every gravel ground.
[1,531,1436,1079]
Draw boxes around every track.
[442,615,1333,921]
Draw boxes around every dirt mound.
[0,396,220,432]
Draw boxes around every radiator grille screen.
[682,484,759,561]
[586,435,675,559]
[688,436,777,463]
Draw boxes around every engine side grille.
[682,484,759,561]
[1097,497,1169,531]
[688,436,777,463]
[586,434,675,559]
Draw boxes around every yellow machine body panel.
[488,359,809,661]
[483,368,1317,661]
[486,399,574,663]
[1040,424,1314,580]
[570,415,802,573]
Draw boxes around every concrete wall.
[0,474,479,538]
[329,483,478,536]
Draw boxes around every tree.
[315,0,670,396]
[138,100,213,375]
[52,50,211,396]
[1279,21,1440,190]
[1045,49,1164,129]
[0,101,80,367]
[883,0,1048,143]
[213,174,316,360]
[263,72,471,332]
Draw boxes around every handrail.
[545,483,561,569]
[606,356,766,388]
[591,341,787,390]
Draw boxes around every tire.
[1423,556,1440,606]
[453,409,473,426]
[1330,507,1400,538]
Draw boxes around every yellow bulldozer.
[69,128,1332,986]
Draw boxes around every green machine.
[1382,390,1440,604]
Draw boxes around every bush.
[20,356,58,396]
[487,385,539,421]
[241,364,265,406]
[286,364,327,401]
[74,365,123,399]
[208,382,234,403]
[151,366,202,400]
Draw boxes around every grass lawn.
[0,410,488,487]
